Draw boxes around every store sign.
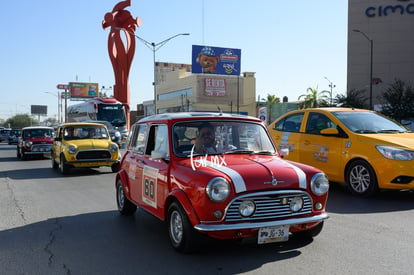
[366,0,414,17]
[204,78,226,96]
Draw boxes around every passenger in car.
[194,123,218,154]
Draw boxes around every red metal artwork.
[102,0,141,127]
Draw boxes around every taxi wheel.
[59,154,70,174]
[346,160,378,197]
[167,201,199,253]
[116,179,137,215]
[111,163,120,173]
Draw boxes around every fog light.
[315,202,323,210]
[214,210,223,219]
[290,197,303,212]
[239,200,255,217]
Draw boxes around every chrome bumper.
[194,213,328,232]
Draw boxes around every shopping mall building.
[348,0,414,110]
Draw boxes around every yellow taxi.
[51,122,121,174]
[268,108,414,197]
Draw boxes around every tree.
[298,87,330,109]
[266,94,280,124]
[379,79,414,122]
[4,114,37,128]
[334,89,368,109]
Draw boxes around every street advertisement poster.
[204,78,226,96]
[69,82,99,98]
[192,45,241,76]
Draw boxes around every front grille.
[76,150,111,160]
[225,191,313,222]
[31,144,52,152]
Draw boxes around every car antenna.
[217,106,223,115]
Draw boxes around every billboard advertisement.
[192,45,241,76]
[69,82,99,98]
[31,105,47,115]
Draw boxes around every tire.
[167,201,199,253]
[346,160,378,197]
[111,163,120,173]
[17,148,21,159]
[116,179,137,215]
[59,154,70,174]
[293,221,324,239]
[51,151,58,169]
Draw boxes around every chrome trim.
[194,213,328,232]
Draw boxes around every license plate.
[258,225,289,244]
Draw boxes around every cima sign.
[365,0,414,17]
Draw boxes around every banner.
[69,82,99,98]
[192,45,241,76]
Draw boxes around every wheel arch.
[116,169,131,199]
[165,189,200,226]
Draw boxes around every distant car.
[86,120,122,147]
[51,122,121,174]
[115,112,329,253]
[268,107,414,197]
[17,126,55,160]
[8,129,21,145]
[0,128,11,143]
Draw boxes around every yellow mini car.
[52,122,121,174]
[268,108,414,196]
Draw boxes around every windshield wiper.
[377,129,405,133]
[354,129,377,134]
[224,149,255,155]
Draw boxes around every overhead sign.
[192,45,241,76]
[57,84,69,90]
[31,105,47,115]
[69,82,99,98]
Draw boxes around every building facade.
[347,0,414,109]
[152,62,256,116]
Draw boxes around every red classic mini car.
[115,113,329,253]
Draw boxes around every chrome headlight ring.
[311,173,330,196]
[206,177,230,202]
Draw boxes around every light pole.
[324,76,335,106]
[45,91,61,123]
[353,29,373,110]
[118,29,189,114]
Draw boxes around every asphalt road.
[0,143,413,275]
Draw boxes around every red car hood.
[180,154,311,193]
[27,137,54,144]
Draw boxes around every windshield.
[23,129,55,138]
[97,104,126,126]
[64,126,109,140]
[173,120,275,157]
[332,111,409,134]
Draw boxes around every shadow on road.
[0,210,314,275]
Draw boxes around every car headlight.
[206,177,230,202]
[239,200,255,217]
[68,145,77,154]
[115,131,121,137]
[376,146,414,161]
[110,144,119,152]
[311,173,329,196]
[290,196,304,212]
[24,141,32,147]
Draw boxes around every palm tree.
[266,94,280,124]
[298,87,330,109]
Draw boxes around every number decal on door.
[142,166,158,208]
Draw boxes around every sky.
[0,0,348,121]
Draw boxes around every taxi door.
[269,111,305,162]
[298,112,343,180]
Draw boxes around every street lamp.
[324,76,335,106]
[45,91,62,123]
[353,29,373,110]
[115,28,189,114]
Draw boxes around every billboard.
[31,105,47,115]
[69,82,99,98]
[192,45,241,76]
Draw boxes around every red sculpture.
[102,0,141,127]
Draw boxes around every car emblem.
[264,177,284,186]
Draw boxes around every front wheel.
[346,160,378,197]
[111,163,120,173]
[51,151,58,169]
[167,201,199,253]
[59,154,70,174]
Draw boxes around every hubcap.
[170,210,183,244]
[117,184,125,208]
[349,165,370,193]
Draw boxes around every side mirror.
[279,148,289,158]
[320,128,339,136]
